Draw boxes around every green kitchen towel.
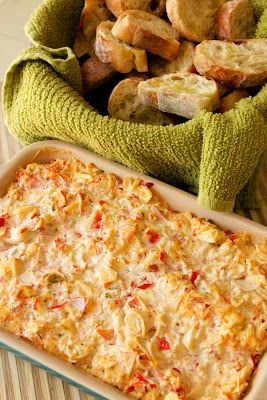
[2,0,267,212]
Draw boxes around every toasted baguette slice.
[218,89,249,112]
[166,0,226,42]
[73,30,94,58]
[111,10,180,61]
[215,0,256,40]
[95,21,148,73]
[81,55,117,93]
[138,72,220,119]
[108,77,174,125]
[150,41,195,76]
[194,39,267,88]
[75,0,112,57]
[105,0,166,17]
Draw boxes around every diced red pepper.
[141,181,154,188]
[158,337,170,351]
[33,298,39,311]
[0,216,5,227]
[130,281,136,288]
[49,302,67,310]
[172,367,181,373]
[114,299,120,306]
[133,213,142,221]
[137,283,153,290]
[55,238,65,251]
[229,233,238,241]
[92,212,102,229]
[147,230,159,244]
[129,296,139,308]
[126,385,135,393]
[159,251,166,262]
[99,200,107,205]
[135,373,149,384]
[190,271,199,287]
[94,212,102,222]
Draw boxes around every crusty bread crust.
[81,55,117,93]
[150,41,196,76]
[218,89,249,112]
[112,10,180,61]
[138,72,220,119]
[105,0,166,18]
[166,0,226,42]
[217,83,231,97]
[215,0,256,40]
[194,39,267,88]
[108,77,174,125]
[95,21,148,73]
[77,0,112,57]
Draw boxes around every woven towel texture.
[2,0,267,211]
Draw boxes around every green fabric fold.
[2,0,267,212]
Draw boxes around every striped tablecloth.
[0,82,266,400]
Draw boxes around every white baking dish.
[0,140,266,400]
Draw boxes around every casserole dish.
[0,140,266,400]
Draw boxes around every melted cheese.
[0,158,266,400]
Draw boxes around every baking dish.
[0,140,266,400]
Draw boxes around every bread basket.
[2,0,267,212]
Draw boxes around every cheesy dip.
[0,158,267,400]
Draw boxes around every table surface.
[0,0,42,81]
[0,83,267,400]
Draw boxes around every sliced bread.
[73,30,94,58]
[218,89,249,112]
[108,77,174,125]
[81,55,117,93]
[95,21,148,73]
[105,0,166,17]
[215,0,256,40]
[138,72,220,119]
[166,0,226,42]
[77,0,112,57]
[150,40,195,76]
[111,10,180,60]
[194,39,267,88]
